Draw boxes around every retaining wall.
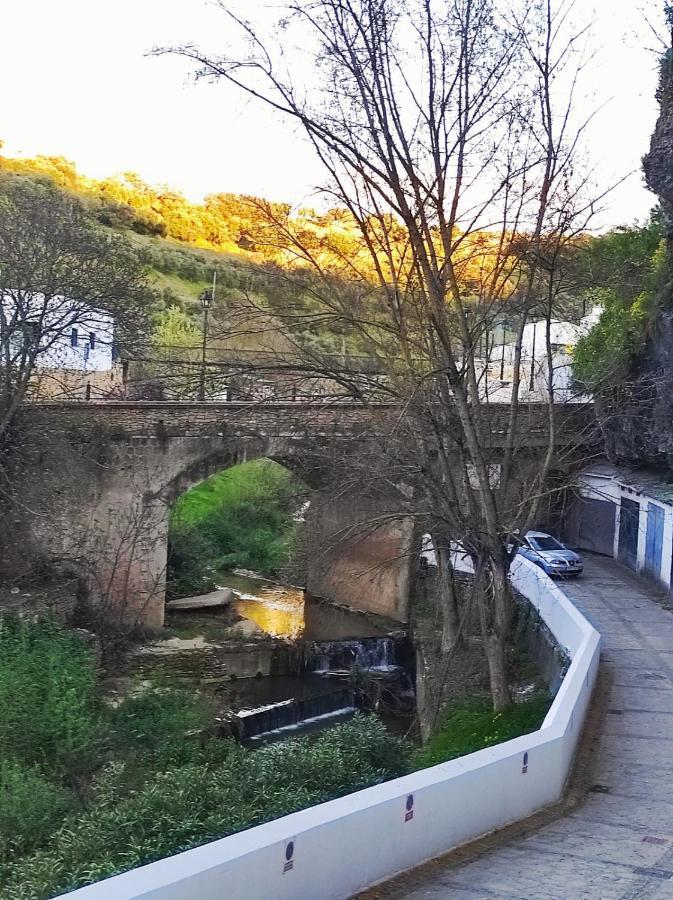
[63,556,600,900]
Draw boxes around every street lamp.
[500,319,508,381]
[529,319,537,393]
[198,289,212,402]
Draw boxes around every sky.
[0,0,665,228]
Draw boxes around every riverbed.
[113,571,415,743]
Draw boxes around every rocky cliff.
[597,53,673,471]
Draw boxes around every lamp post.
[500,319,508,381]
[529,319,537,392]
[198,289,212,402]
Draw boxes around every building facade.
[1,292,122,399]
[574,464,673,591]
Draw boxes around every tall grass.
[413,694,551,770]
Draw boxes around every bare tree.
[162,0,598,710]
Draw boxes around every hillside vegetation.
[0,147,660,378]
[0,149,531,310]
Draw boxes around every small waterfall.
[308,637,398,673]
[233,688,356,743]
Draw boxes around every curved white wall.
[63,557,600,900]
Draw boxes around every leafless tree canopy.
[163,0,597,711]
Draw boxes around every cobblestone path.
[363,556,673,899]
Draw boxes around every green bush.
[108,688,217,783]
[111,688,213,751]
[573,289,651,386]
[0,617,103,778]
[0,759,74,862]
[572,214,666,388]
[2,715,409,900]
[413,694,551,770]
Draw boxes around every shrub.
[108,688,217,782]
[111,688,214,751]
[165,524,218,600]
[0,759,74,863]
[1,715,409,900]
[0,617,103,779]
[573,289,651,386]
[413,694,551,770]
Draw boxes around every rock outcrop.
[596,53,673,471]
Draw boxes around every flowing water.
[125,571,413,743]
[307,637,398,673]
[221,571,392,641]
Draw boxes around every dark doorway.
[618,498,640,571]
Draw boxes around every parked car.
[517,531,584,577]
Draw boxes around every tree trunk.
[483,630,511,712]
[415,643,439,743]
[435,541,460,653]
[478,555,513,712]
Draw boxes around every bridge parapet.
[21,400,597,448]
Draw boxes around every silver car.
[518,531,584,577]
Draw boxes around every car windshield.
[529,535,564,551]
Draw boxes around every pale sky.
[0,0,664,227]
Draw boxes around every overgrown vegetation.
[0,614,409,899]
[167,459,302,598]
[413,694,551,770]
[573,213,666,387]
[0,615,553,897]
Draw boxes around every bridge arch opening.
[166,457,310,609]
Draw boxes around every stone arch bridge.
[10,401,596,627]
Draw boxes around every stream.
[120,571,415,744]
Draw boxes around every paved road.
[365,555,673,899]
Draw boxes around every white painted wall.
[61,556,600,900]
[2,292,115,372]
[579,470,673,589]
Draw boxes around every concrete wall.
[61,556,600,900]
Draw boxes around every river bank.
[105,570,416,744]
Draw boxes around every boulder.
[166,588,234,611]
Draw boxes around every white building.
[573,464,673,591]
[1,292,119,398]
[520,306,602,401]
[491,305,602,402]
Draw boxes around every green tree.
[573,214,665,386]
[0,173,149,439]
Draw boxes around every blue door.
[618,498,640,571]
[645,503,664,580]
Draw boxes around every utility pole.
[529,320,537,393]
[198,272,216,402]
[500,319,507,381]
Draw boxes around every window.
[70,328,78,348]
[89,332,96,349]
[529,535,564,551]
